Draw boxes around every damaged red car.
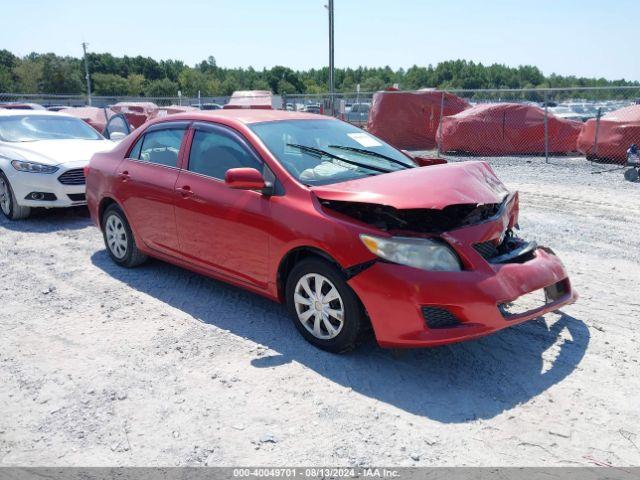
[86,110,576,352]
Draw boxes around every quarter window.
[188,128,262,179]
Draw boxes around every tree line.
[1,50,638,98]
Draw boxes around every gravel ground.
[1,156,639,467]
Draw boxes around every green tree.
[178,69,209,96]
[144,78,178,97]
[276,79,297,95]
[0,66,13,92]
[0,49,18,70]
[126,74,146,96]
[40,54,83,93]
[3,49,639,98]
[92,73,129,95]
[13,59,43,93]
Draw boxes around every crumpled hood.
[0,139,115,166]
[311,161,510,210]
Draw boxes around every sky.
[1,0,639,81]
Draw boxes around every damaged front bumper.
[346,200,577,348]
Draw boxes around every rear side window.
[131,128,186,167]
[188,128,262,180]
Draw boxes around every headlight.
[360,234,462,271]
[11,160,59,174]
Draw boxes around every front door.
[174,122,272,288]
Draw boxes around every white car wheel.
[0,175,10,216]
[105,213,128,259]
[294,273,345,340]
[0,172,31,220]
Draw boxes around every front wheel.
[102,204,148,267]
[0,171,31,220]
[285,258,365,353]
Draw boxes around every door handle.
[176,185,195,198]
[118,170,130,181]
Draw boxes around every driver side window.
[188,128,262,180]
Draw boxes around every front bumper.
[7,160,87,208]
[347,197,576,348]
[349,249,576,348]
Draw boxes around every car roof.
[155,109,336,125]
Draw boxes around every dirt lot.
[1,156,639,467]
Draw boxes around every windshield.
[249,119,416,185]
[0,115,102,142]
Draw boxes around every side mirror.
[225,168,272,194]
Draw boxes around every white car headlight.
[11,160,59,174]
[360,234,462,271]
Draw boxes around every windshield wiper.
[286,143,393,174]
[328,144,415,169]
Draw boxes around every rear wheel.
[0,171,31,220]
[102,204,147,267]
[285,258,365,353]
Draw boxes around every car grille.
[67,193,86,202]
[58,169,85,185]
[474,233,536,264]
[421,306,460,329]
[474,240,499,259]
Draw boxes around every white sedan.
[0,109,115,220]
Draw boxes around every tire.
[0,171,31,220]
[285,257,365,353]
[101,203,148,268]
[624,168,639,183]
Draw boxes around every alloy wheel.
[0,176,11,216]
[105,214,128,259]
[294,273,345,340]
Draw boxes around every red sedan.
[86,110,576,352]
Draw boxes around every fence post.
[593,107,602,159]
[544,91,549,164]
[437,91,445,158]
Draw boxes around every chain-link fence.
[3,87,640,164]
[285,87,640,164]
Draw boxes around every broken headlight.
[360,234,462,271]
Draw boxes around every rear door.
[174,122,272,288]
[113,121,189,257]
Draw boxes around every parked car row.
[0,106,576,353]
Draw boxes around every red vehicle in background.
[86,110,576,352]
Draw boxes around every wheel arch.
[98,196,121,229]
[276,246,344,302]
